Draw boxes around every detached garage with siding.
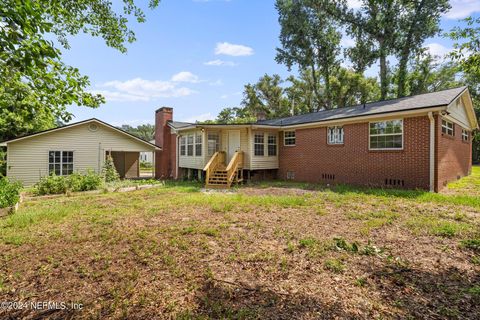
[1,119,160,186]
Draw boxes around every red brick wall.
[278,116,431,190]
[435,115,472,191]
[155,107,177,179]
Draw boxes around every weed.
[324,258,345,273]
[460,238,480,252]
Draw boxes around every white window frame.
[369,119,404,151]
[327,126,344,145]
[267,134,277,156]
[442,119,454,136]
[284,131,296,146]
[254,133,265,156]
[180,136,186,156]
[195,132,202,157]
[207,132,220,156]
[187,134,194,156]
[462,129,469,142]
[48,151,74,176]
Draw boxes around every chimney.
[255,110,267,122]
[155,107,175,179]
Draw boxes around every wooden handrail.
[225,151,243,187]
[204,151,225,183]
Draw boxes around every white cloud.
[426,43,451,58]
[93,77,197,102]
[180,112,213,123]
[209,79,224,86]
[171,71,200,83]
[204,59,238,67]
[215,42,254,56]
[445,0,480,19]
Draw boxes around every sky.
[62,0,480,126]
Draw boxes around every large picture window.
[49,151,73,175]
[195,133,202,156]
[254,133,264,156]
[268,134,277,156]
[207,133,220,156]
[442,119,454,136]
[369,120,403,150]
[180,136,186,156]
[327,126,344,144]
[284,131,296,146]
[187,134,194,156]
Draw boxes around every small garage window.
[49,151,73,175]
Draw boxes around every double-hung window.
[207,133,220,156]
[462,129,469,141]
[442,119,454,136]
[369,120,403,150]
[180,136,186,156]
[49,151,73,175]
[268,134,277,156]
[254,133,265,156]
[284,131,296,146]
[187,134,194,156]
[327,126,344,144]
[195,133,202,156]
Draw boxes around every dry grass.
[0,176,479,319]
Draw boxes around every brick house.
[155,86,478,192]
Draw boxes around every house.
[154,86,478,191]
[1,119,160,186]
[140,140,156,163]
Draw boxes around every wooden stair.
[204,151,244,188]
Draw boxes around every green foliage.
[448,17,480,81]
[460,239,480,252]
[35,171,104,195]
[324,258,345,273]
[120,124,155,141]
[0,177,22,208]
[103,156,120,182]
[0,0,160,142]
[0,149,6,177]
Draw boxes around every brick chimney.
[255,110,267,121]
[155,107,176,179]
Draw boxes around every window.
[268,134,277,156]
[369,120,403,150]
[195,133,202,156]
[180,136,186,156]
[442,119,454,136]
[187,134,194,156]
[254,133,264,156]
[207,133,220,156]
[284,131,296,146]
[327,126,344,144]
[462,129,469,142]
[49,151,73,175]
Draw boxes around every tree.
[329,68,380,108]
[120,124,155,141]
[214,107,256,124]
[0,0,160,140]
[276,0,341,110]
[395,0,450,97]
[242,74,290,118]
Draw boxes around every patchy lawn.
[0,175,479,319]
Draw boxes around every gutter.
[428,112,435,192]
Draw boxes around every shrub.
[103,155,120,182]
[79,170,103,191]
[0,149,6,177]
[35,174,69,195]
[0,177,22,208]
[35,171,104,195]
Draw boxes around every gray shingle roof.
[258,86,467,126]
[169,121,194,129]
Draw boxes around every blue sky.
[63,0,480,126]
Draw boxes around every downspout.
[175,135,180,179]
[428,112,435,192]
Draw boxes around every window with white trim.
[49,151,73,175]
[284,131,295,146]
[187,134,194,156]
[207,132,220,156]
[254,133,265,156]
[462,129,469,141]
[180,136,186,156]
[268,134,277,156]
[369,120,403,150]
[327,126,344,144]
[195,133,202,156]
[442,119,454,136]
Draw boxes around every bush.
[35,171,104,195]
[0,177,22,208]
[140,161,152,169]
[103,155,120,182]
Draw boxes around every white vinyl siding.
[178,129,206,170]
[7,122,155,186]
[250,130,279,170]
[369,120,403,150]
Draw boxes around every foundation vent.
[385,179,405,187]
[286,171,295,180]
[322,173,335,180]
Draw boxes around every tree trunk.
[324,67,332,109]
[310,63,322,112]
[379,44,388,100]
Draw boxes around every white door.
[227,130,241,163]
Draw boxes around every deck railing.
[203,151,226,182]
[225,151,244,187]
